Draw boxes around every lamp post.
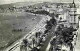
[32,38,35,48]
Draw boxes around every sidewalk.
[75,30,80,51]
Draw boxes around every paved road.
[75,31,80,51]
[75,21,80,51]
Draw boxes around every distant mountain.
[0,2,36,9]
[0,2,75,9]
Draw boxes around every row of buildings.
[46,1,80,29]
[0,1,79,29]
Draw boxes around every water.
[0,12,42,49]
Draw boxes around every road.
[75,21,80,51]
[75,31,80,51]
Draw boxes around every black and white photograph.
[0,0,80,51]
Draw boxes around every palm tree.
[23,39,28,51]
[78,16,80,20]
[35,32,41,45]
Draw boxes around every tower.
[72,0,76,8]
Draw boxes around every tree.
[35,10,49,15]
[21,39,28,51]
[78,16,80,20]
[35,32,41,44]
[50,18,56,25]
[23,39,28,46]
[35,32,41,38]
[44,29,49,34]
[45,21,53,30]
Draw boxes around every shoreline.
[4,12,51,51]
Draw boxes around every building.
[67,0,79,28]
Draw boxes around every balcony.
[69,8,77,12]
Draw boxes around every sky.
[0,0,80,5]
